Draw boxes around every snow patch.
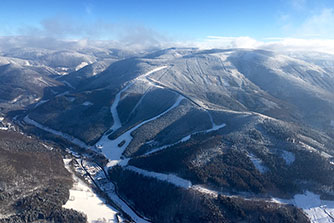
[75,62,89,71]
[82,101,93,106]
[331,120,334,127]
[10,95,23,104]
[247,153,268,174]
[280,150,295,165]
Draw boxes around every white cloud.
[1,34,334,55]
[279,5,334,38]
[182,36,334,54]
[183,36,259,49]
[3,14,334,55]
[298,8,334,38]
[289,0,307,10]
[13,17,170,52]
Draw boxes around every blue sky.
[1,0,334,41]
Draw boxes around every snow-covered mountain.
[1,45,334,222]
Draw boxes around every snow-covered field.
[293,192,334,223]
[63,159,120,223]
[273,191,334,223]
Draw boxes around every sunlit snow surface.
[273,191,334,223]
[63,159,120,223]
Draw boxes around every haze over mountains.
[1,37,334,222]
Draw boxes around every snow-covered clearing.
[126,165,192,188]
[98,96,185,167]
[82,101,93,106]
[273,191,334,223]
[23,116,88,149]
[247,153,268,173]
[63,159,120,223]
[280,150,295,165]
[293,192,334,223]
